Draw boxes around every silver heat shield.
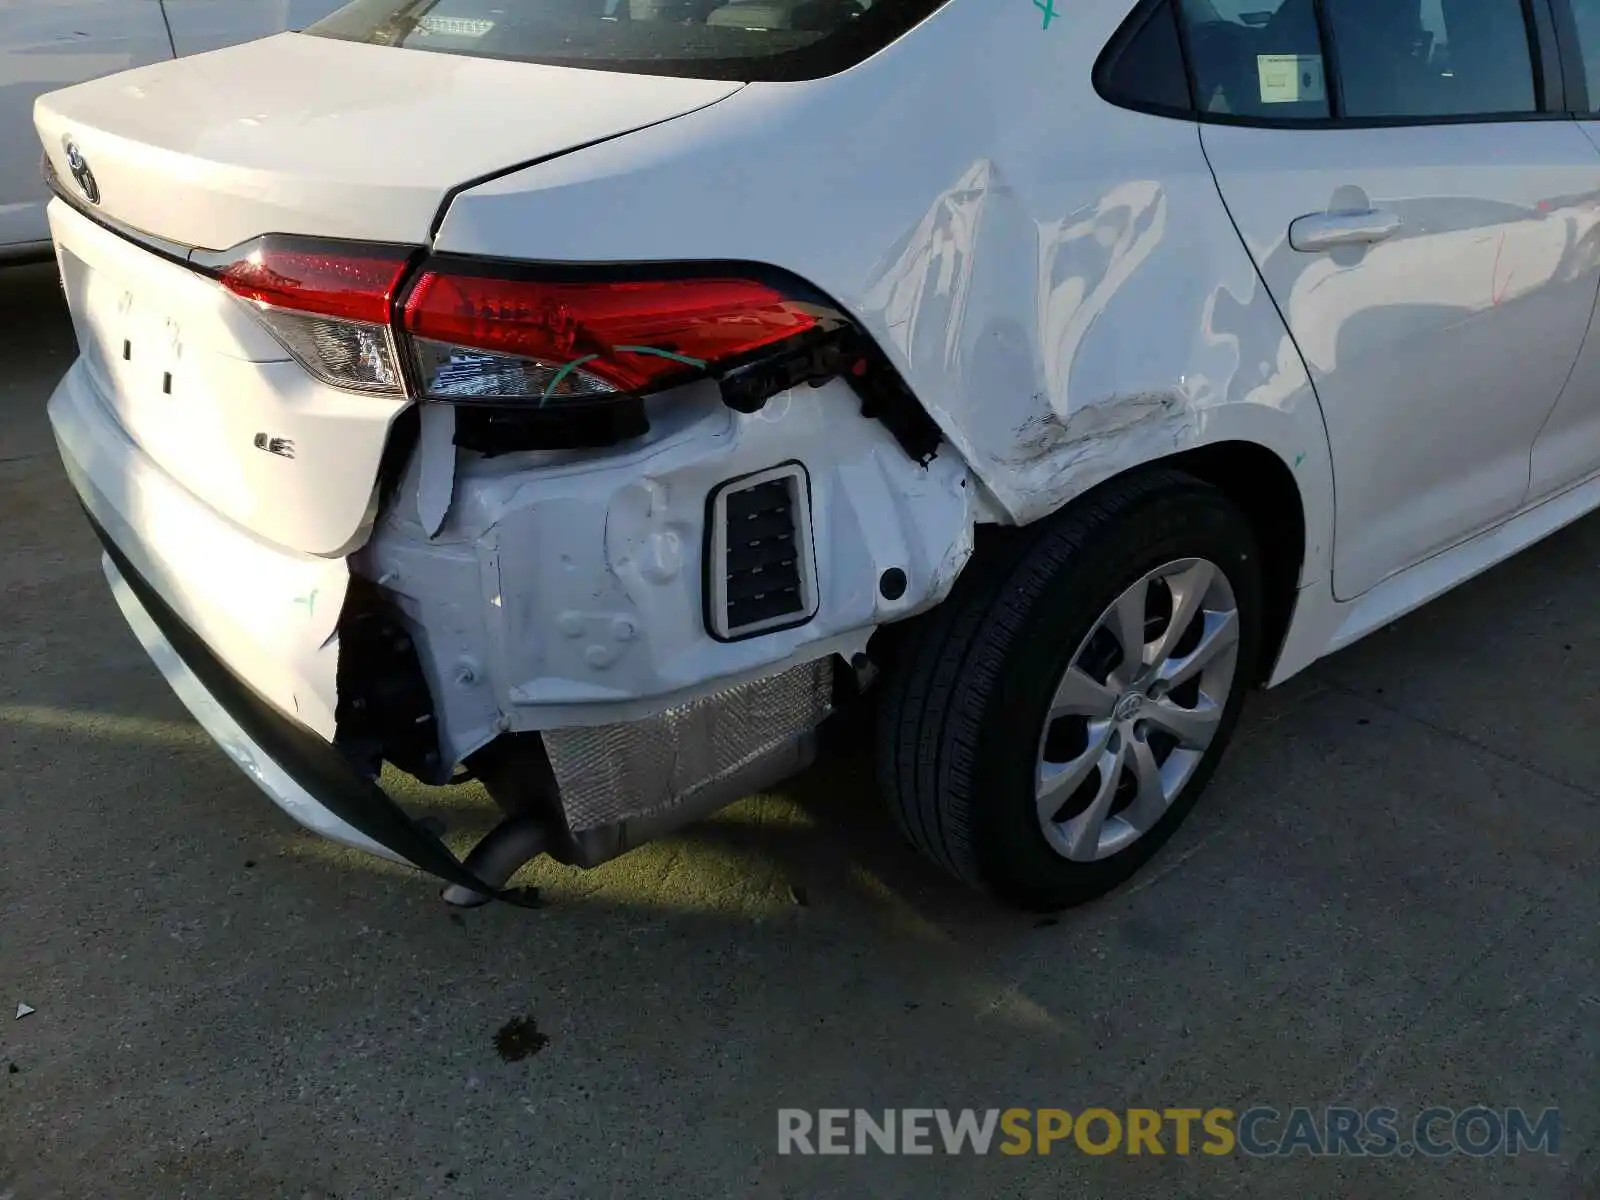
[541,657,836,834]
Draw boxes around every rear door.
[1187,0,1600,600]
[0,0,171,252]
[1529,0,1600,500]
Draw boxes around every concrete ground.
[0,259,1595,1200]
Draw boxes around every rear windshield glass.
[306,0,953,81]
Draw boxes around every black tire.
[876,468,1263,911]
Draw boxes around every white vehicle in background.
[31,0,1600,911]
[0,1,340,259]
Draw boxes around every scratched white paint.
[51,352,347,742]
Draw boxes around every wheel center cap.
[1114,692,1146,722]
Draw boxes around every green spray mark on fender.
[1034,0,1059,29]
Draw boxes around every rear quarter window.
[306,0,954,81]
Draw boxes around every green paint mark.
[1294,453,1305,468]
[1034,0,1059,29]
[292,589,319,617]
[541,346,710,405]
[614,345,708,370]
[541,353,601,404]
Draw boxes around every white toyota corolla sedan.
[32,0,1600,910]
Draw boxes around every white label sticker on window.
[1257,54,1326,104]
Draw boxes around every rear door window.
[307,0,952,80]
[1178,0,1332,119]
[1176,0,1540,122]
[1322,0,1537,118]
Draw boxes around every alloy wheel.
[1035,558,1241,863]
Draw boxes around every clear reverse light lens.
[412,337,619,403]
[256,308,403,393]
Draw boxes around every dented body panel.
[434,0,1336,588]
[53,357,348,742]
[357,377,977,768]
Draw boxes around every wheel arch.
[953,420,1330,689]
[1154,440,1308,685]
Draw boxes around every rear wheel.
[876,469,1263,911]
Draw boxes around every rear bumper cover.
[96,515,834,889]
[94,522,498,892]
[49,354,839,890]
[48,306,977,888]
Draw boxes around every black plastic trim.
[1175,108,1573,129]
[82,507,496,895]
[1531,0,1572,111]
[1092,0,1197,119]
[46,171,198,267]
[1311,0,1345,118]
[1547,0,1592,111]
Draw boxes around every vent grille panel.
[708,466,818,640]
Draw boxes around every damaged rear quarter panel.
[432,0,1334,587]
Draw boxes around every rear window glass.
[306,0,953,81]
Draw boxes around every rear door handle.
[1289,208,1403,252]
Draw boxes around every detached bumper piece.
[89,515,534,905]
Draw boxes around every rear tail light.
[200,237,907,450]
[400,266,827,405]
[205,236,413,394]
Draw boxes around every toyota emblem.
[62,137,99,205]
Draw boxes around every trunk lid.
[36,34,742,557]
[33,32,743,250]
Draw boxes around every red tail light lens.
[208,237,414,394]
[203,239,845,420]
[217,239,412,324]
[401,268,824,403]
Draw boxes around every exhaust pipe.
[440,814,551,908]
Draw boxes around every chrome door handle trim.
[1289,208,1403,252]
